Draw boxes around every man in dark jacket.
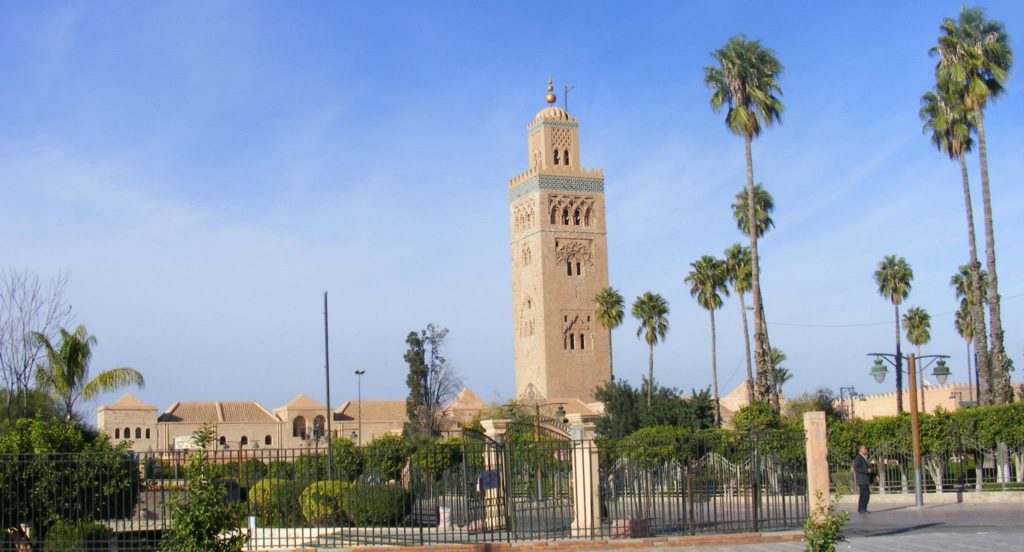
[853,445,874,513]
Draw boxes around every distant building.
[846,383,972,420]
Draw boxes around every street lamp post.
[354,370,365,446]
[868,352,951,507]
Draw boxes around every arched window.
[219,436,227,447]
[313,416,326,439]
[265,435,272,446]
[566,260,572,276]
[584,208,592,226]
[550,207,557,225]
[293,416,307,438]
[145,428,150,439]
[576,261,582,276]
[114,428,120,439]
[573,208,581,225]
[562,208,570,225]
[124,427,130,439]
[569,334,575,350]
[553,149,561,165]
[240,436,248,446]
[135,427,141,439]
[580,333,586,350]
[564,149,570,166]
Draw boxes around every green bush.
[410,439,461,475]
[803,490,848,552]
[364,434,409,481]
[340,483,411,526]
[299,480,351,526]
[248,478,303,527]
[266,460,295,480]
[48,521,110,552]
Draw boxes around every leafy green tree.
[685,256,730,426]
[921,84,991,404]
[403,324,460,437]
[0,419,141,550]
[704,35,784,412]
[874,255,913,413]
[364,434,410,481]
[631,292,670,406]
[593,380,714,439]
[724,243,755,403]
[32,325,144,422]
[902,307,932,410]
[732,401,784,434]
[782,387,840,425]
[932,7,1014,403]
[594,287,625,381]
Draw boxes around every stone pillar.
[803,411,829,516]
[478,419,511,531]
[566,413,601,538]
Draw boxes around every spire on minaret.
[545,77,556,105]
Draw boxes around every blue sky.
[2,1,1022,415]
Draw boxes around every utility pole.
[324,292,334,479]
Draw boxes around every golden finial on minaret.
[545,77,557,104]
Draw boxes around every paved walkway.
[606,502,1024,551]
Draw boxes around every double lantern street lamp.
[867,353,951,507]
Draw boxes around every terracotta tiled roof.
[335,400,408,423]
[445,388,486,412]
[99,394,156,411]
[158,401,277,423]
[280,394,325,411]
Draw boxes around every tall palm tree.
[920,87,991,405]
[770,348,791,392]
[631,292,670,407]
[594,287,625,382]
[730,183,778,407]
[931,7,1014,404]
[952,263,988,403]
[33,325,144,422]
[902,307,932,411]
[705,36,783,412]
[724,243,754,403]
[874,255,913,413]
[685,256,730,427]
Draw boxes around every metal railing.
[1,430,809,550]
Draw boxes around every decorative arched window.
[573,208,581,225]
[265,435,272,446]
[553,149,561,165]
[240,436,248,446]
[576,261,583,276]
[114,428,120,439]
[550,207,557,225]
[561,208,570,225]
[124,427,130,438]
[145,428,151,439]
[580,333,586,350]
[566,260,573,276]
[564,149,570,166]
[569,334,575,350]
[293,416,307,438]
[135,427,141,439]
[313,416,326,439]
[584,208,592,226]
[219,436,227,447]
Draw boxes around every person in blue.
[853,445,874,513]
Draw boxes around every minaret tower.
[509,79,611,401]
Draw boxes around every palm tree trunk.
[745,135,773,405]
[974,108,1010,404]
[709,311,722,428]
[965,340,973,404]
[608,329,615,382]
[738,292,754,404]
[894,304,904,414]
[647,342,654,407]
[958,152,990,405]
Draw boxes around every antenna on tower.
[564,84,576,112]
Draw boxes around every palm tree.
[902,307,932,411]
[685,256,730,426]
[770,348,791,392]
[705,36,784,413]
[931,7,1014,404]
[874,255,913,413]
[724,243,754,403]
[952,263,988,403]
[730,184,778,407]
[33,325,144,422]
[920,87,991,405]
[631,292,670,407]
[594,287,625,382]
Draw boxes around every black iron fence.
[1,429,809,551]
[828,440,1024,494]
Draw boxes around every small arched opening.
[293,416,307,439]
[240,436,248,447]
[265,435,272,446]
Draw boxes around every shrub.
[299,480,351,526]
[340,483,411,526]
[803,490,848,552]
[49,521,110,552]
[266,460,295,480]
[364,434,409,481]
[248,478,303,527]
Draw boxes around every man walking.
[854,445,874,513]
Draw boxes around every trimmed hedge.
[299,481,350,526]
[248,478,303,527]
[340,483,411,526]
[48,521,110,552]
